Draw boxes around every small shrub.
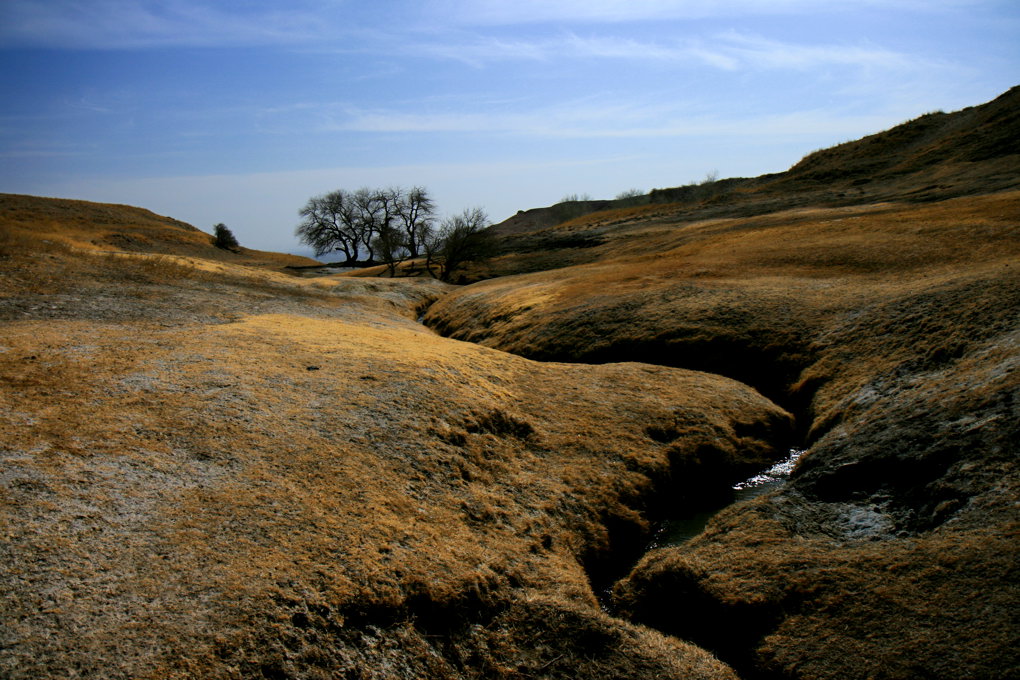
[213,223,240,251]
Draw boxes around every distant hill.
[492,85,1020,245]
[789,85,1020,175]
[0,193,320,270]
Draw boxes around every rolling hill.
[487,84,1020,277]
[2,86,1018,680]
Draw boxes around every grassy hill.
[486,85,1020,278]
[0,192,320,270]
[2,86,1018,680]
[1,195,784,679]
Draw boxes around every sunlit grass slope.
[0,193,319,270]
[428,193,1019,408]
[1,199,794,679]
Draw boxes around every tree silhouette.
[296,186,436,265]
[212,223,239,251]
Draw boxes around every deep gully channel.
[416,296,819,584]
[416,292,821,680]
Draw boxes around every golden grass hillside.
[423,190,1020,678]
[0,193,320,270]
[0,200,800,679]
[487,85,1020,264]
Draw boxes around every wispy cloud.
[0,0,327,49]
[0,0,994,55]
[412,38,551,67]
[411,30,929,75]
[305,95,898,142]
[424,0,984,26]
[426,0,770,25]
[715,32,920,70]
[559,34,741,68]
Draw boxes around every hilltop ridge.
[491,85,1020,258]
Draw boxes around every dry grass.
[1,196,793,678]
[0,312,773,678]
[3,117,1017,677]
[0,192,320,270]
[426,192,1019,398]
[426,190,1020,678]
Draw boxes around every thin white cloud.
[294,95,680,137]
[716,32,919,70]
[411,30,929,75]
[314,96,899,142]
[561,34,736,67]
[425,0,986,25]
[426,0,757,25]
[0,0,993,51]
[414,37,552,67]
[0,148,88,160]
[0,0,327,49]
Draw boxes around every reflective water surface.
[650,449,806,548]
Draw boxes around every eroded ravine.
[408,266,1020,680]
[416,289,812,676]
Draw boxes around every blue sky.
[1,1,1017,256]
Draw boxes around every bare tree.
[295,190,363,263]
[420,221,442,278]
[297,186,477,276]
[354,187,401,264]
[394,186,435,258]
[432,207,494,282]
[372,223,410,277]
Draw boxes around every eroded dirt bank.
[423,192,1020,678]
[2,215,799,679]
